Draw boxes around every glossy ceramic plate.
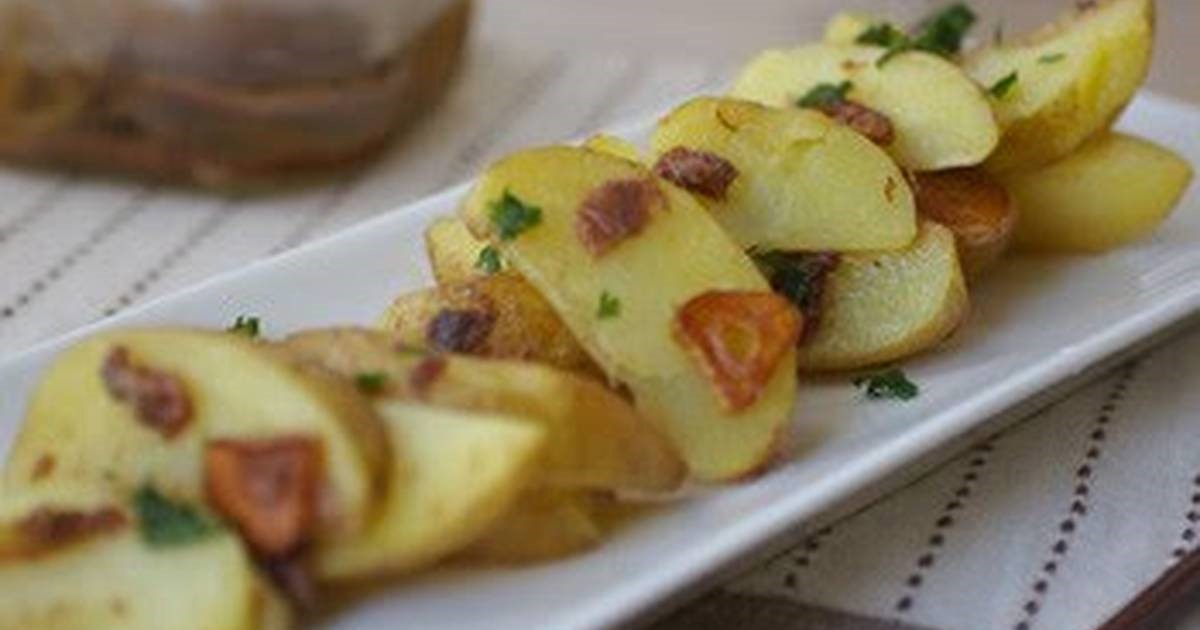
[0,93,1197,630]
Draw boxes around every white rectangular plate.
[1,93,1197,630]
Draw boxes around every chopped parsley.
[488,190,542,241]
[796,81,853,109]
[597,291,621,319]
[1038,52,1067,64]
[354,371,388,394]
[752,250,839,321]
[988,71,1019,98]
[854,368,920,401]
[856,3,977,67]
[475,245,503,274]
[133,485,218,547]
[856,22,909,49]
[226,315,260,338]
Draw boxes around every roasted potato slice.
[317,402,543,581]
[798,222,969,371]
[730,44,999,170]
[459,490,603,564]
[5,328,388,543]
[0,500,289,630]
[822,11,877,45]
[461,146,798,481]
[913,168,1016,277]
[379,272,601,376]
[1002,133,1192,253]
[964,0,1154,172]
[280,327,685,493]
[650,97,916,251]
[583,134,644,164]
[425,217,492,285]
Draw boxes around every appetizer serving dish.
[0,91,1196,629]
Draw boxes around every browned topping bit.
[576,178,662,256]
[818,100,895,146]
[653,147,739,201]
[101,346,193,439]
[884,176,899,203]
[31,454,55,481]
[409,354,448,396]
[260,551,318,612]
[17,507,127,550]
[673,291,802,412]
[204,437,321,557]
[752,251,840,345]
[426,308,496,353]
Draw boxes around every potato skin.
[1002,132,1192,253]
[458,490,603,564]
[913,168,1016,278]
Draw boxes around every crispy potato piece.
[4,328,388,543]
[379,272,602,376]
[913,168,1016,277]
[280,328,685,493]
[651,97,917,251]
[0,502,289,630]
[798,222,969,371]
[1002,133,1192,253]
[425,217,491,285]
[964,0,1154,172]
[459,490,603,564]
[461,146,797,481]
[730,44,999,170]
[317,402,543,581]
[583,134,644,163]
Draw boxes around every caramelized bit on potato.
[753,251,840,343]
[576,178,661,256]
[912,167,1014,276]
[673,291,802,412]
[261,553,318,612]
[818,100,895,146]
[426,308,496,353]
[30,455,55,480]
[408,355,448,397]
[16,507,127,554]
[205,437,321,557]
[100,346,192,439]
[652,147,739,200]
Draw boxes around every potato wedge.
[5,328,388,542]
[461,146,797,481]
[963,0,1154,172]
[798,222,969,371]
[650,97,917,251]
[583,134,644,164]
[459,490,602,564]
[317,402,543,581]
[730,44,999,170]
[379,272,601,376]
[1002,133,1192,253]
[425,217,492,285]
[0,503,289,630]
[280,327,684,493]
[912,168,1016,277]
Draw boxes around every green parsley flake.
[988,71,1019,99]
[597,291,621,320]
[854,368,920,401]
[857,3,977,67]
[355,371,388,394]
[488,191,542,241]
[475,245,503,274]
[796,81,853,109]
[1038,52,1067,64]
[226,315,260,338]
[133,485,218,547]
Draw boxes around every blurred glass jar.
[0,0,471,187]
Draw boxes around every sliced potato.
[964,0,1154,172]
[425,217,491,285]
[379,272,601,376]
[1002,133,1192,253]
[461,146,797,481]
[0,505,288,630]
[823,11,877,45]
[799,222,969,371]
[280,327,684,493]
[4,328,388,542]
[651,97,916,251]
[913,168,1016,277]
[460,490,603,564]
[730,44,999,170]
[317,402,543,581]
[583,134,644,163]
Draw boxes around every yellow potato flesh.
[1003,133,1192,253]
[799,222,969,371]
[651,97,916,251]
[583,134,644,164]
[730,44,999,170]
[461,146,796,481]
[425,217,490,285]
